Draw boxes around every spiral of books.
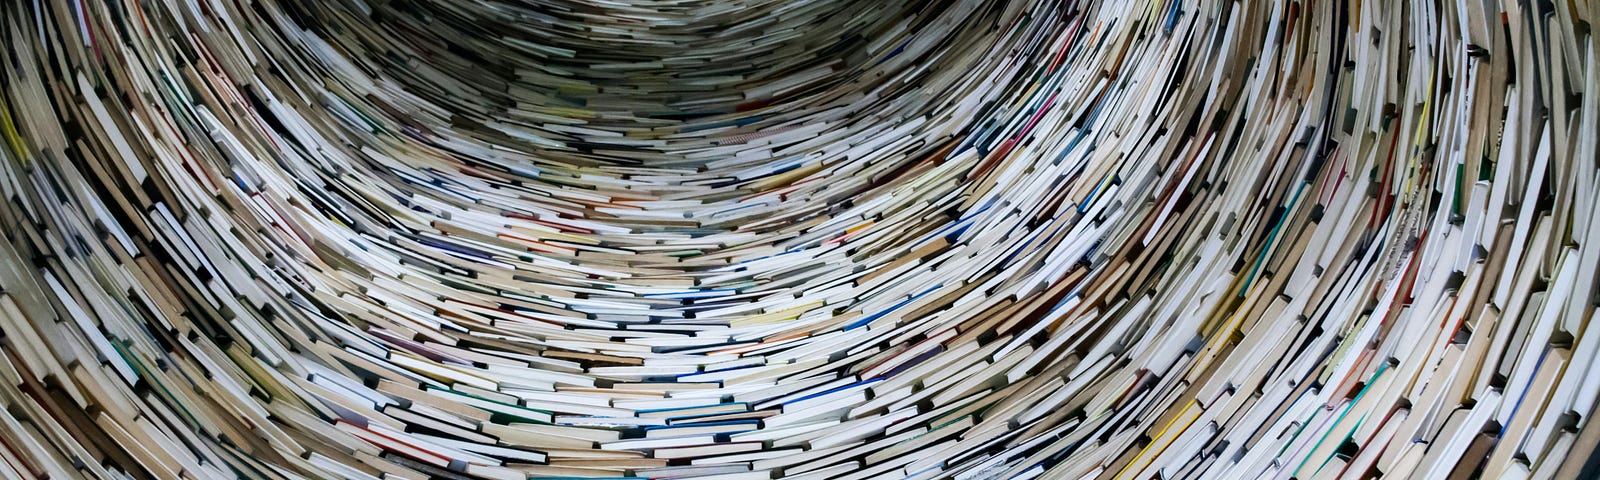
[0,0,1596,479]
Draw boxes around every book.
[0,0,1593,479]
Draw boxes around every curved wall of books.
[1,0,1597,479]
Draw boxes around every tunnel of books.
[0,0,1598,478]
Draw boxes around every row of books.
[0,0,1596,479]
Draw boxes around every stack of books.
[0,0,1595,478]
